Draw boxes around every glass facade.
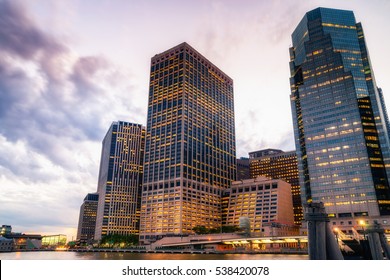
[76,193,98,242]
[41,235,67,247]
[95,121,145,240]
[249,149,303,225]
[237,157,250,180]
[290,8,390,222]
[140,42,236,243]
[0,225,12,236]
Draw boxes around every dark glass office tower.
[95,121,145,240]
[76,193,98,243]
[140,42,236,243]
[290,8,390,225]
[237,157,250,180]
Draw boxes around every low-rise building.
[249,149,303,225]
[0,236,14,252]
[223,177,295,236]
[7,234,42,250]
[42,235,67,247]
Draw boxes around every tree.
[100,234,139,247]
[221,225,240,233]
[192,225,209,234]
[192,225,240,235]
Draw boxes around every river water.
[0,251,308,260]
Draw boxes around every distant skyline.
[1,0,390,240]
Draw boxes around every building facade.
[237,157,250,180]
[41,235,67,247]
[95,121,145,240]
[290,8,390,229]
[222,177,294,235]
[0,225,12,236]
[0,236,14,252]
[76,193,99,243]
[140,42,236,243]
[8,234,42,250]
[249,149,303,225]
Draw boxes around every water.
[0,251,308,260]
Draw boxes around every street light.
[359,220,366,240]
[333,227,339,246]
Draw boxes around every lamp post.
[359,220,366,240]
[358,220,371,259]
[333,227,339,246]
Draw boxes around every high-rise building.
[237,157,250,180]
[378,87,390,139]
[95,121,145,240]
[140,42,236,243]
[249,149,303,225]
[76,193,99,243]
[290,7,390,228]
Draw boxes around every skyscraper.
[249,149,303,225]
[76,193,98,243]
[140,42,236,243]
[237,157,250,180]
[290,8,390,227]
[95,121,145,240]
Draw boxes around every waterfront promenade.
[67,247,307,255]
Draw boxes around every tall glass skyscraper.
[95,121,145,240]
[290,8,390,226]
[140,42,236,243]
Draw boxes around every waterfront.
[0,251,308,260]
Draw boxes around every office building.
[140,42,236,243]
[237,157,250,180]
[222,177,295,235]
[289,7,390,228]
[76,193,99,243]
[95,121,145,240]
[0,225,12,236]
[378,87,390,138]
[249,149,303,225]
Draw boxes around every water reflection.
[0,251,308,260]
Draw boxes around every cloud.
[235,106,295,158]
[0,0,145,156]
[0,1,65,60]
[0,0,146,236]
[71,56,109,95]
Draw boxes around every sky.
[1,0,390,240]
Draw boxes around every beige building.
[223,177,294,235]
[249,149,302,225]
[140,42,236,244]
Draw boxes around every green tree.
[221,225,240,233]
[192,225,209,234]
[192,225,240,235]
[100,234,139,247]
